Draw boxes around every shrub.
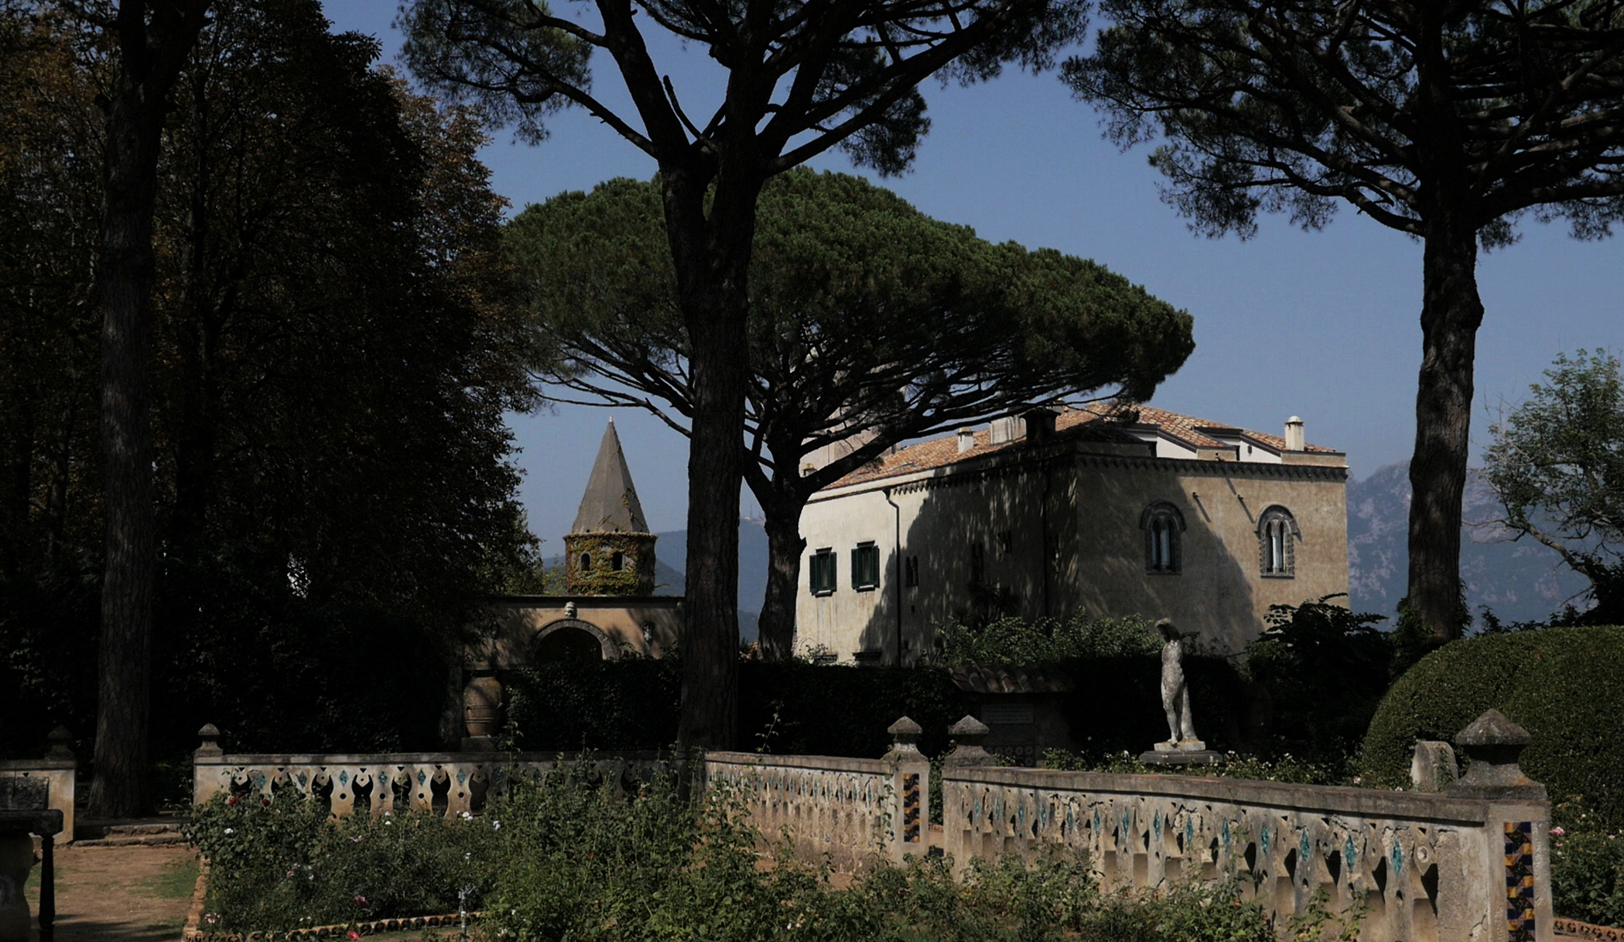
[1360,625,1624,826]
[1551,799,1624,927]
[934,613,1161,666]
[1245,595,1392,761]
[504,658,969,758]
[184,789,499,931]
[1042,749,1355,786]
[503,658,681,751]
[739,661,969,758]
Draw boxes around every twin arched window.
[1257,506,1299,577]
[1140,502,1185,574]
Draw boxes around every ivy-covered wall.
[563,532,656,595]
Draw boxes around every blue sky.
[327,1,1619,547]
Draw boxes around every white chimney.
[957,428,976,453]
[1284,416,1305,451]
[989,415,1019,445]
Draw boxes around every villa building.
[795,404,1349,663]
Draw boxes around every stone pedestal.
[0,831,31,942]
[1139,740,1221,766]
[0,777,61,942]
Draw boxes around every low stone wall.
[191,727,665,819]
[705,719,933,873]
[942,765,1549,942]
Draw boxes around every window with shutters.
[852,543,881,590]
[809,548,837,595]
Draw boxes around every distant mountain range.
[1347,460,1588,625]
[651,520,770,643]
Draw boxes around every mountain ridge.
[1346,460,1587,624]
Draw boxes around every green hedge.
[1360,625,1624,825]
[502,659,971,758]
[502,656,1257,761]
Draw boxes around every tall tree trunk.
[91,77,166,817]
[756,496,806,660]
[1406,215,1483,640]
[666,165,761,753]
[89,0,211,817]
[677,308,746,751]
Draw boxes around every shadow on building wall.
[852,457,1264,659]
[844,457,1265,753]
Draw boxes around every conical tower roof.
[572,420,650,534]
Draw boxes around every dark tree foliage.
[401,0,1089,750]
[1245,594,1392,759]
[1065,0,1624,642]
[507,169,1194,659]
[0,1,536,770]
[1484,350,1624,623]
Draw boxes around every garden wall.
[711,713,1554,942]
[190,725,663,819]
[191,713,1554,942]
[941,764,1548,942]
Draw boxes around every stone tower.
[564,420,657,596]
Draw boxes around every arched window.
[579,552,592,572]
[611,551,625,571]
[1140,502,1185,574]
[1257,506,1300,577]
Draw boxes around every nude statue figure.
[1158,618,1199,745]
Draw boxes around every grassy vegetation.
[136,857,201,900]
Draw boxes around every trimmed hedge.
[502,659,971,758]
[501,656,1255,761]
[1360,626,1624,825]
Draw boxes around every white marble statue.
[1158,619,1200,747]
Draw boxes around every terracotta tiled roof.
[827,403,1339,489]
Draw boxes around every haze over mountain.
[1347,461,1588,626]
[652,519,770,643]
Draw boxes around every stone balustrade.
[705,717,932,872]
[191,725,665,819]
[942,764,1549,942]
[189,711,1552,942]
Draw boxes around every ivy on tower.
[565,420,657,596]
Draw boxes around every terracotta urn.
[462,676,504,738]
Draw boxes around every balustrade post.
[882,717,929,864]
[192,724,224,805]
[1447,709,1553,942]
[941,715,993,872]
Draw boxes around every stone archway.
[532,618,618,663]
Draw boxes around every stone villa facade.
[796,404,1349,663]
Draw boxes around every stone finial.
[944,715,995,768]
[45,726,73,760]
[196,723,223,758]
[884,717,924,761]
[1448,709,1545,800]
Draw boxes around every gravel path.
[22,842,198,942]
